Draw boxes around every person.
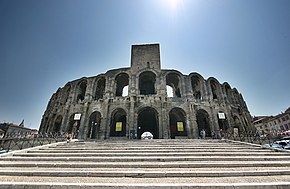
[66,133,72,143]
[219,129,223,139]
[211,130,216,139]
[200,129,206,139]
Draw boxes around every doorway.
[137,107,159,139]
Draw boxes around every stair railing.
[0,132,66,153]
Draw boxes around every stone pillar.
[128,100,135,139]
[161,103,169,139]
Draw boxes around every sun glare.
[159,0,183,13]
[168,0,179,11]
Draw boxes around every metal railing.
[0,132,66,153]
[223,131,280,146]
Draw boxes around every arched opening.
[191,75,202,100]
[137,107,159,139]
[61,85,71,104]
[110,108,126,137]
[67,113,81,137]
[224,83,233,103]
[210,80,218,100]
[169,108,187,139]
[115,73,129,97]
[233,89,240,105]
[76,80,87,102]
[233,115,243,134]
[166,73,181,97]
[217,112,229,131]
[94,77,106,100]
[139,71,156,95]
[88,111,101,139]
[53,115,63,133]
[166,85,174,97]
[196,109,211,137]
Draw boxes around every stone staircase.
[0,139,290,188]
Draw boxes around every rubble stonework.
[39,44,254,139]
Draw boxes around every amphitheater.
[39,43,253,139]
[1,44,290,189]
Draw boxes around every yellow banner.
[116,122,122,132]
[177,122,184,132]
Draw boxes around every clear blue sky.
[0,0,289,129]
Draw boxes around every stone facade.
[39,44,253,139]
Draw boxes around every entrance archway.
[53,115,63,133]
[88,111,101,139]
[196,109,211,137]
[233,115,243,133]
[169,108,187,139]
[137,107,159,139]
[110,108,126,137]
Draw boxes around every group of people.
[200,129,227,139]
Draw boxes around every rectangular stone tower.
[131,44,161,71]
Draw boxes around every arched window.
[115,73,129,97]
[166,73,181,97]
[210,80,218,100]
[191,75,202,100]
[61,85,71,104]
[95,77,106,100]
[139,71,156,95]
[76,80,87,102]
[224,83,233,103]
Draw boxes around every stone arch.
[94,76,106,100]
[115,73,129,97]
[87,111,102,139]
[53,115,63,133]
[137,107,159,139]
[61,84,71,104]
[190,73,205,100]
[223,82,233,103]
[208,77,221,100]
[76,79,87,102]
[169,107,187,138]
[217,112,229,131]
[43,117,51,133]
[166,72,182,98]
[232,88,241,105]
[232,115,244,133]
[110,108,127,137]
[196,109,211,137]
[67,113,81,136]
[139,71,156,95]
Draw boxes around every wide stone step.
[1,169,290,177]
[1,177,290,189]
[32,149,272,153]
[2,166,290,172]
[1,161,290,168]
[12,152,290,157]
[2,161,290,168]
[48,146,258,150]
[2,156,290,162]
